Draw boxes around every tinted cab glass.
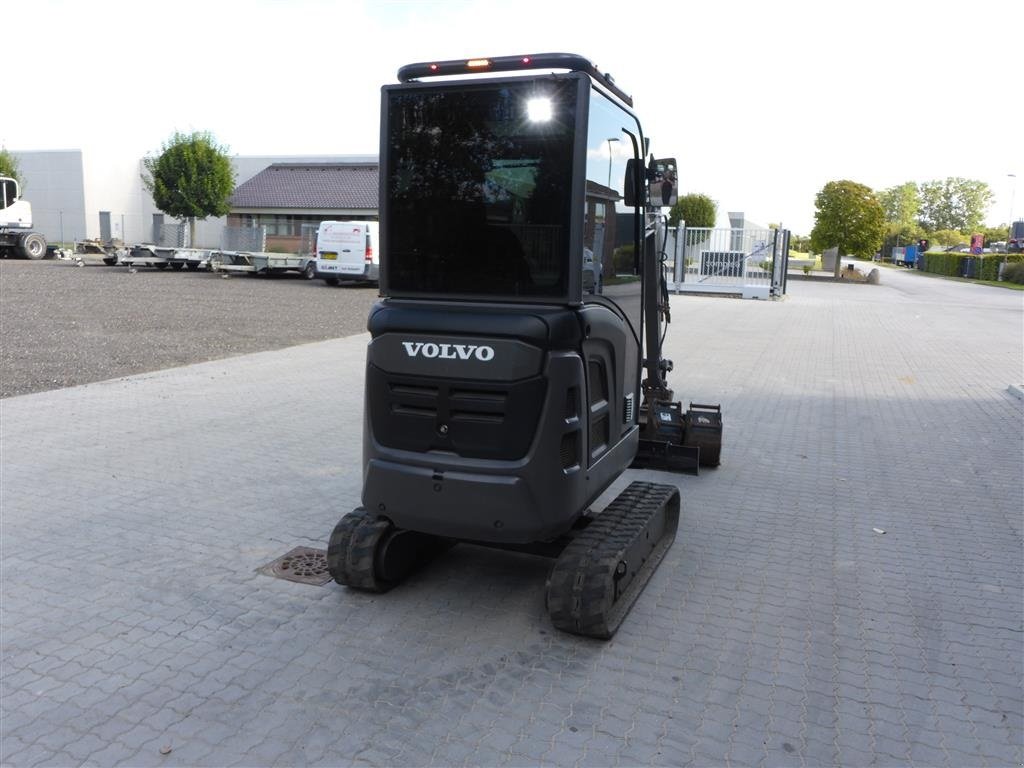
[383,78,579,299]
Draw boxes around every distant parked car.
[945,244,970,253]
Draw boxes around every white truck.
[0,177,47,259]
[315,221,379,285]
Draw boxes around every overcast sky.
[6,0,1020,234]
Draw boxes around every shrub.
[922,251,964,276]
[613,245,635,274]
[1002,262,1024,284]
[978,256,1019,281]
[921,252,1024,280]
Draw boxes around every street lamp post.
[1008,173,1017,240]
[606,137,619,188]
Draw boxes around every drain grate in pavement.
[258,546,332,586]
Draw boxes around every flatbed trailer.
[209,250,317,278]
[118,246,213,271]
[75,240,126,265]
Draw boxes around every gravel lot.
[0,257,379,398]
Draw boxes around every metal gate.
[665,226,789,299]
[221,225,266,252]
[153,218,191,248]
[299,223,318,256]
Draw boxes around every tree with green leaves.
[0,148,22,185]
[810,181,886,268]
[879,182,920,228]
[142,131,235,245]
[980,225,1009,246]
[789,233,812,253]
[917,177,992,232]
[928,229,968,247]
[668,193,717,228]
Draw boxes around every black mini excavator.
[327,54,722,639]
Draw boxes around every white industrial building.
[9,150,378,248]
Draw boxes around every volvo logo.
[402,341,495,361]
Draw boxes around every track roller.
[326,507,451,592]
[546,482,680,639]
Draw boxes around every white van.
[315,221,380,285]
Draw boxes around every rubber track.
[326,508,393,592]
[546,481,680,639]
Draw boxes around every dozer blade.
[631,439,700,474]
[630,401,723,474]
[546,481,680,639]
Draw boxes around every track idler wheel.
[327,507,450,592]
[546,482,680,639]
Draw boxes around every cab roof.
[396,53,633,107]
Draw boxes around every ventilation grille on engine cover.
[389,382,509,424]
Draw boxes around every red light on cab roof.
[429,63,438,71]
[522,57,531,64]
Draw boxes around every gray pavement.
[1,269,1021,767]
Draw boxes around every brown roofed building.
[228,162,379,252]
[584,179,620,279]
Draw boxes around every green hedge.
[1003,262,1024,284]
[921,252,1024,281]
[613,245,636,274]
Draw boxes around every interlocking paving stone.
[1,269,1021,766]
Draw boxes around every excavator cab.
[327,54,721,638]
